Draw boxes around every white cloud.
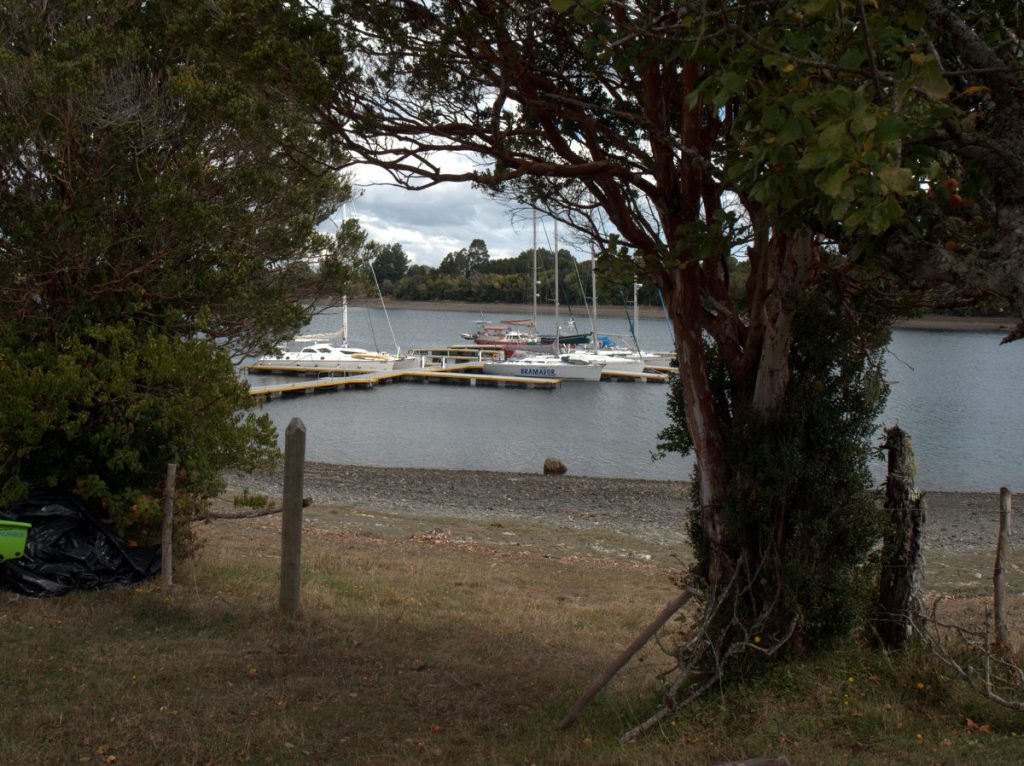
[341,161,550,267]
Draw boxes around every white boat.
[562,349,646,374]
[482,353,604,381]
[257,342,420,372]
[254,295,420,372]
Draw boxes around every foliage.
[316,0,1021,692]
[0,324,277,539]
[0,0,350,535]
[439,238,491,277]
[661,287,890,644]
[378,244,662,307]
[369,241,411,284]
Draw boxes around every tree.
[369,242,411,284]
[439,238,490,277]
[318,0,1022,699]
[0,0,350,535]
[465,238,491,275]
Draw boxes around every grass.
[1,499,1022,765]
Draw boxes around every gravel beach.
[223,462,1010,553]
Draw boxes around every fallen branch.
[556,589,694,730]
[916,597,1024,713]
[207,497,313,520]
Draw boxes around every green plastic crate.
[0,520,31,561]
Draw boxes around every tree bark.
[874,426,926,649]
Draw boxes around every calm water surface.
[250,306,1024,492]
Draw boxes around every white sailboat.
[482,352,605,381]
[483,219,604,381]
[255,296,420,372]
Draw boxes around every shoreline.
[349,298,1014,334]
[223,462,1008,553]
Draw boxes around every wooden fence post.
[874,426,926,649]
[994,487,1013,651]
[161,462,177,587]
[279,418,306,618]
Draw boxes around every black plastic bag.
[0,492,160,597]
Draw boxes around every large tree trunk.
[661,265,733,588]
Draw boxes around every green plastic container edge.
[0,520,32,561]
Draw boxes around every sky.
[342,163,587,269]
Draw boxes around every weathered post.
[994,487,1013,651]
[279,418,306,618]
[874,426,926,649]
[161,462,177,588]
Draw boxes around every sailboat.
[461,214,590,353]
[481,352,605,381]
[254,296,420,373]
[483,219,603,381]
[538,220,591,346]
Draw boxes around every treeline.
[368,238,700,307]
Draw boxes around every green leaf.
[818,122,848,149]
[874,114,906,143]
[917,60,952,100]
[876,165,916,195]
[838,49,867,69]
[817,165,850,198]
[803,0,837,17]
[798,147,842,170]
[549,0,576,12]
[776,117,807,146]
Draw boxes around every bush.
[659,290,890,645]
[0,323,277,541]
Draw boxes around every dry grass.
[2,501,1023,766]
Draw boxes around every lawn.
[1,499,1021,765]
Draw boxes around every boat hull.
[482,358,603,381]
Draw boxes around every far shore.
[349,297,1014,334]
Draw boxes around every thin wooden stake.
[556,589,693,730]
[994,487,1012,651]
[279,418,306,618]
[161,462,176,588]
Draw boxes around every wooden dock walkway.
[248,365,561,400]
[245,354,674,400]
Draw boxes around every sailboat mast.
[590,250,597,347]
[532,208,538,332]
[554,220,560,350]
[342,295,349,346]
[633,278,641,353]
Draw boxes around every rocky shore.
[223,462,1010,554]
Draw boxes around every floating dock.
[248,366,561,400]
[245,348,673,400]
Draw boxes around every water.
[250,306,1024,491]
[882,328,1024,491]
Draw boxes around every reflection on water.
[251,307,1024,491]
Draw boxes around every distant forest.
[366,237,752,309]
[364,237,1011,318]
